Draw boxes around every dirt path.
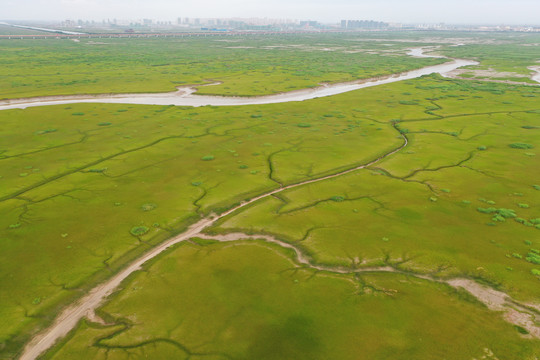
[19,126,538,359]
[20,132,409,360]
[18,217,214,360]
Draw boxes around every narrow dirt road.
[19,217,213,360]
[19,122,539,359]
[19,132,409,360]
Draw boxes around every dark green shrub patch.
[130,226,149,236]
[509,143,534,149]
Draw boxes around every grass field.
[439,34,540,83]
[210,76,540,301]
[2,75,539,359]
[0,32,539,359]
[0,88,404,357]
[0,34,446,99]
[44,240,539,360]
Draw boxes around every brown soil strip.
[84,310,111,326]
[200,233,540,339]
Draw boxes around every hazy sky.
[3,0,539,25]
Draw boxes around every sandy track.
[19,217,213,360]
[19,124,539,359]
[19,131,409,360]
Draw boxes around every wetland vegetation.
[1,31,539,359]
[0,34,445,99]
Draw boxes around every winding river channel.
[1,49,476,111]
[16,49,539,359]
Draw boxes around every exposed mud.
[84,310,111,326]
[447,279,540,338]
[530,66,540,84]
[197,233,397,275]
[446,66,540,86]
[407,47,446,59]
[410,47,540,86]
[201,234,540,339]
[451,68,529,79]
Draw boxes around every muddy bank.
[530,66,540,84]
[446,65,540,86]
[407,47,446,59]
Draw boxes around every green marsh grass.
[45,242,539,360]
[0,91,404,356]
[0,34,445,99]
[1,32,540,358]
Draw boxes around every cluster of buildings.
[176,17,302,31]
[55,18,540,33]
[59,17,310,31]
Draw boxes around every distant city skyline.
[3,0,540,25]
